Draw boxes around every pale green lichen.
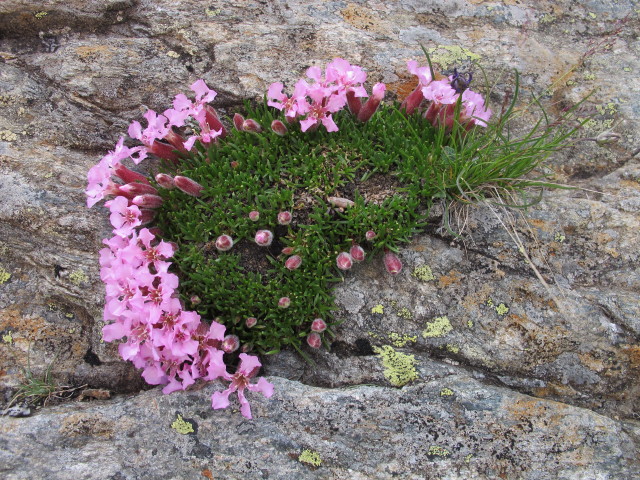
[588,12,597,19]
[412,265,435,282]
[595,103,618,115]
[465,453,473,463]
[389,332,417,348]
[467,320,474,328]
[371,304,384,315]
[583,72,596,81]
[373,345,419,387]
[0,130,18,142]
[299,449,322,467]
[34,11,48,19]
[445,344,460,354]
[69,269,88,286]
[171,415,194,434]
[2,332,12,344]
[539,13,556,24]
[428,45,481,70]
[0,266,11,284]
[422,316,452,338]
[554,232,566,243]
[428,445,451,457]
[440,387,454,397]
[396,307,412,320]
[205,7,221,16]
[495,303,509,316]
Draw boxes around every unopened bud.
[243,119,262,133]
[221,334,240,353]
[307,332,322,349]
[278,296,291,308]
[174,176,204,197]
[245,317,257,328]
[254,229,273,247]
[336,252,353,270]
[230,161,239,169]
[119,182,158,198]
[277,211,292,225]
[155,173,175,189]
[281,247,295,255]
[350,245,365,262]
[190,295,201,305]
[241,343,253,353]
[271,119,288,136]
[233,113,245,131]
[139,208,157,225]
[383,251,402,275]
[114,164,151,185]
[285,255,302,270]
[147,227,164,237]
[311,318,327,332]
[249,210,260,221]
[132,194,163,209]
[215,234,234,252]
[365,230,377,241]
[357,83,386,122]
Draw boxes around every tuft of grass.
[152,75,582,356]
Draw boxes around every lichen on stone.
[427,45,481,69]
[495,303,509,316]
[371,304,384,315]
[2,332,13,344]
[69,269,88,286]
[298,449,322,467]
[440,387,454,397]
[0,266,11,284]
[422,316,452,338]
[388,332,417,348]
[396,307,412,320]
[373,345,419,387]
[171,415,194,434]
[427,445,451,457]
[412,265,435,282]
[445,344,459,354]
[0,130,18,142]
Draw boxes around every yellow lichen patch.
[371,304,384,315]
[69,269,88,286]
[396,307,412,320]
[554,232,566,243]
[428,445,451,457]
[34,11,48,19]
[388,332,417,348]
[171,415,194,434]
[422,316,452,338]
[373,345,419,387]
[467,320,474,328]
[495,303,509,316]
[413,265,435,282]
[0,266,11,284]
[205,7,221,16]
[445,344,460,354]
[298,449,322,467]
[427,45,481,70]
[2,331,12,344]
[440,387,454,397]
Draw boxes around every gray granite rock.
[1,0,639,478]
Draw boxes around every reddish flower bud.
[241,343,254,353]
[365,230,377,241]
[350,244,365,262]
[383,251,403,275]
[230,160,239,169]
[281,247,295,255]
[400,86,424,115]
[233,113,245,131]
[148,140,179,162]
[307,332,322,349]
[221,334,240,353]
[357,83,386,122]
[215,234,234,252]
[336,252,353,270]
[249,210,260,221]
[311,318,327,332]
[155,173,175,189]
[346,90,362,116]
[242,119,262,133]
[277,211,292,225]
[245,317,257,328]
[119,182,158,197]
[174,176,204,197]
[147,227,164,237]
[278,297,291,308]
[132,194,163,209]
[190,295,201,305]
[254,229,273,247]
[114,164,150,185]
[164,129,188,152]
[285,255,302,270]
[139,208,157,225]
[270,119,288,136]
[204,105,228,138]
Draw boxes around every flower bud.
[204,105,228,138]
[336,252,353,270]
[233,113,245,131]
[365,230,377,241]
[357,83,386,122]
[148,140,179,162]
[383,251,402,275]
[245,317,257,328]
[215,234,234,252]
[307,332,322,349]
[164,129,188,152]
[230,160,239,169]
[221,334,240,353]
[285,255,302,270]
[190,295,201,305]
[249,210,260,221]
[350,244,365,262]
[271,119,288,136]
[254,229,273,247]
[241,343,254,353]
[281,246,295,255]
[311,318,327,332]
[139,208,157,225]
[147,227,164,237]
[155,173,175,189]
[114,164,151,185]
[346,90,362,116]
[174,176,204,197]
[242,119,262,133]
[278,297,291,308]
[277,210,292,225]
[119,182,158,198]
[132,194,164,209]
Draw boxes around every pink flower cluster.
[401,60,492,129]
[267,58,386,132]
[87,81,273,419]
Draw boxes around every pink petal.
[211,389,232,410]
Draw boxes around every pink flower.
[271,119,288,136]
[336,252,353,270]
[249,210,260,221]
[277,211,292,225]
[311,318,327,332]
[462,89,492,127]
[284,255,302,270]
[107,196,141,237]
[422,80,458,105]
[255,230,273,247]
[299,93,345,132]
[211,353,274,419]
[365,230,377,241]
[267,80,309,119]
[128,110,170,162]
[222,334,240,353]
[306,332,322,349]
[350,245,365,262]
[215,234,234,252]
[278,297,291,308]
[357,83,386,122]
[383,251,403,275]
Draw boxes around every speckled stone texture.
[1,0,639,478]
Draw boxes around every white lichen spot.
[422,316,452,338]
[166,50,180,58]
[0,130,18,142]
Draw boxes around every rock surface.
[1,0,639,478]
